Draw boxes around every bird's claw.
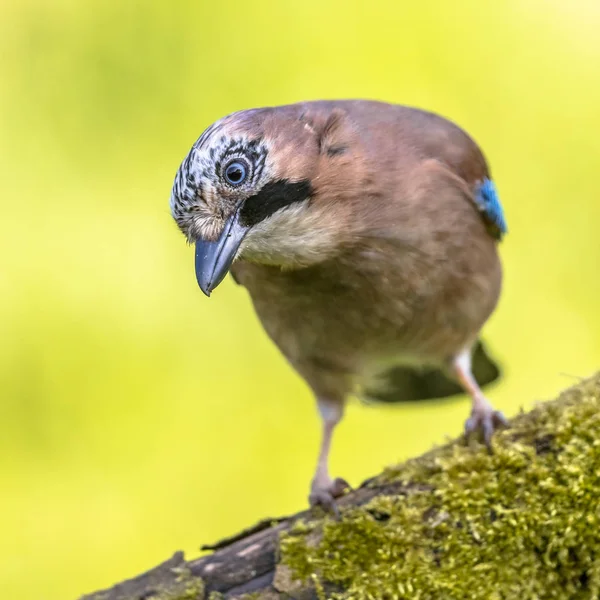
[464,406,508,451]
[309,477,350,519]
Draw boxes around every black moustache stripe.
[239,179,313,227]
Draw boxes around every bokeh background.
[2,1,599,598]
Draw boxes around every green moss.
[148,565,204,600]
[143,576,204,600]
[281,374,600,599]
[173,577,205,600]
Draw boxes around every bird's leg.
[309,396,350,515]
[453,351,508,450]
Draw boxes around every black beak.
[194,208,248,296]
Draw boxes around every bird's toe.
[464,407,509,451]
[309,477,350,518]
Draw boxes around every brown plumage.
[170,100,508,511]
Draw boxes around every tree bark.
[79,373,600,600]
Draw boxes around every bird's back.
[254,99,490,184]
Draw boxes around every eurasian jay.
[170,100,508,510]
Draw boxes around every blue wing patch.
[474,178,507,240]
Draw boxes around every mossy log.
[80,373,600,600]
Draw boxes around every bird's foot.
[464,401,509,451]
[309,477,351,518]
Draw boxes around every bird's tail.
[362,340,501,403]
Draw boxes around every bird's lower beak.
[194,208,248,296]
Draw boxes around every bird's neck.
[238,200,353,269]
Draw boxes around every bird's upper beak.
[194,206,249,296]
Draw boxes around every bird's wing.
[361,339,501,403]
[472,178,508,241]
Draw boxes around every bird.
[169,100,508,512]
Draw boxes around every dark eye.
[224,160,248,186]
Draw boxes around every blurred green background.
[1,0,599,598]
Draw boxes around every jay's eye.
[223,160,248,186]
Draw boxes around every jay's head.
[170,104,363,295]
